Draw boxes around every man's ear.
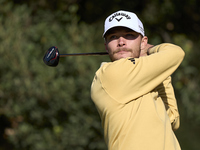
[140,36,148,50]
[105,43,109,52]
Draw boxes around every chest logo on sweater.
[128,58,135,64]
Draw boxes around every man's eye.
[126,34,134,37]
[125,34,138,39]
[110,35,117,40]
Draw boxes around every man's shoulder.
[100,58,133,67]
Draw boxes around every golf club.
[43,46,108,67]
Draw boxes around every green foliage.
[0,0,199,150]
[0,1,107,150]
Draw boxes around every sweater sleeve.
[99,43,185,104]
[155,76,180,131]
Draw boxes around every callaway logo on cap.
[103,10,145,37]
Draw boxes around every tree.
[0,0,199,149]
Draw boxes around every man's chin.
[112,54,131,61]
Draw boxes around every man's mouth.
[114,49,131,54]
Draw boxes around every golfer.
[91,10,185,150]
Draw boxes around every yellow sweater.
[91,43,185,150]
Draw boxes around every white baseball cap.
[103,10,145,37]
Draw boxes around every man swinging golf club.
[91,10,185,150]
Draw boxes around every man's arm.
[141,44,180,130]
[156,76,180,131]
[99,43,185,103]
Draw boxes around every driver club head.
[43,46,60,67]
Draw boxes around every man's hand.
[140,44,154,57]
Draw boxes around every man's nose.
[118,37,126,47]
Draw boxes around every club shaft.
[60,52,108,57]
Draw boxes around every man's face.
[104,27,147,61]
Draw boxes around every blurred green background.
[0,0,199,149]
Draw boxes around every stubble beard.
[110,47,141,61]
